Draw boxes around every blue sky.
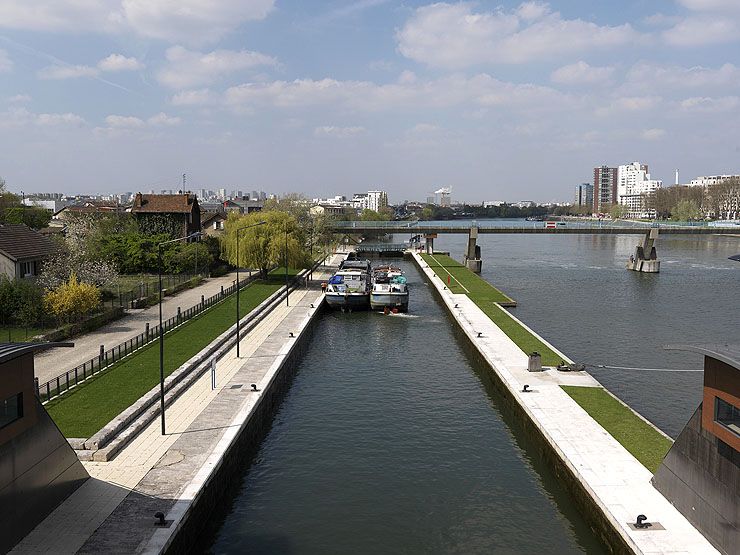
[1,1,739,202]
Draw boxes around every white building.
[690,175,740,187]
[352,190,388,212]
[617,161,662,218]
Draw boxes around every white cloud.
[0,1,275,44]
[0,107,85,128]
[38,64,99,80]
[663,15,739,46]
[396,2,642,68]
[626,62,740,90]
[157,46,277,89]
[596,96,662,116]
[171,88,217,106]
[641,128,665,140]
[147,112,181,125]
[7,94,31,103]
[314,126,365,138]
[222,74,571,114]
[679,96,740,112]
[677,0,740,11]
[105,112,181,128]
[551,61,614,85]
[0,50,12,73]
[98,53,143,72]
[105,114,145,128]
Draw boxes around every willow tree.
[221,210,308,278]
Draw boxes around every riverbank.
[11,258,340,554]
[412,251,718,554]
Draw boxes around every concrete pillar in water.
[627,228,660,273]
[464,227,482,273]
[424,234,436,254]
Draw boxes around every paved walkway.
[414,252,718,555]
[33,272,243,384]
[12,258,341,554]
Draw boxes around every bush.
[44,274,101,323]
[0,276,45,328]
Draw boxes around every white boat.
[370,265,409,312]
[324,259,371,310]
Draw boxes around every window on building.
[715,397,740,436]
[20,261,35,277]
[0,392,23,429]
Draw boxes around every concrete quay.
[12,258,340,554]
[411,251,718,555]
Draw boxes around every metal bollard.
[145,322,150,342]
[211,358,216,390]
[177,307,181,324]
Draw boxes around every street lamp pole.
[235,221,267,357]
[285,224,289,307]
[158,231,201,435]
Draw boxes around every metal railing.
[36,274,257,403]
[104,273,205,309]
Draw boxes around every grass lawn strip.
[46,281,282,438]
[561,386,672,473]
[420,253,562,365]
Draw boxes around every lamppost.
[235,221,267,357]
[158,231,201,436]
[285,222,289,307]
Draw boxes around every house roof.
[131,193,197,214]
[0,224,58,262]
[665,344,740,371]
[201,211,225,226]
[0,342,73,365]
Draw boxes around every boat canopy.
[328,275,344,284]
[390,276,407,284]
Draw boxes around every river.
[201,258,606,553]
[430,223,740,438]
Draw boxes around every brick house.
[130,193,201,239]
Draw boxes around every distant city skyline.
[1,1,740,201]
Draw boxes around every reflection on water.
[202,259,606,554]
[433,230,740,437]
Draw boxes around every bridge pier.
[627,229,660,273]
[424,233,436,254]
[464,227,482,273]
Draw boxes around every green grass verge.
[420,253,562,366]
[46,281,282,438]
[561,386,672,473]
[1,326,50,342]
[420,253,513,303]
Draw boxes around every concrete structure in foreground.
[0,343,88,554]
[412,251,718,554]
[11,259,339,554]
[653,345,739,555]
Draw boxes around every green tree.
[672,199,701,221]
[221,211,308,278]
[608,203,626,219]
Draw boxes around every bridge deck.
[331,223,740,235]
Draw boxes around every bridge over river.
[331,220,740,274]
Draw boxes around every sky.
[1,1,739,203]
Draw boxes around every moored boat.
[370,265,409,312]
[324,258,372,310]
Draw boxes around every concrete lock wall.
[411,256,634,555]
[162,303,325,554]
